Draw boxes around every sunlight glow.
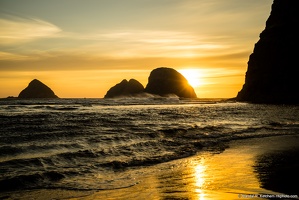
[179,69,204,88]
[195,164,205,187]
[194,160,207,200]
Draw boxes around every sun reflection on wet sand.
[194,159,207,200]
[189,150,262,200]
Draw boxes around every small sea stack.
[144,67,197,98]
[18,79,58,98]
[104,79,144,98]
[236,0,299,104]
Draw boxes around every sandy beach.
[5,134,298,200]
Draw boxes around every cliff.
[18,79,58,98]
[236,0,299,104]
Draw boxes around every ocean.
[0,98,298,198]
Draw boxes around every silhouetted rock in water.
[18,79,58,98]
[236,0,299,104]
[144,67,197,98]
[104,79,144,98]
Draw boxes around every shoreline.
[3,134,299,200]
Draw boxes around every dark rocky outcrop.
[104,79,144,98]
[18,79,58,98]
[144,67,197,98]
[236,0,299,104]
[254,147,299,195]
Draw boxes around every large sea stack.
[236,0,299,104]
[104,79,144,98]
[144,67,197,98]
[18,79,58,98]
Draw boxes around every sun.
[179,69,203,88]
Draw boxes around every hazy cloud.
[55,30,230,59]
[0,15,61,45]
[0,51,34,61]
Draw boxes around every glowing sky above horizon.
[0,0,273,98]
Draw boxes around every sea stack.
[18,79,58,98]
[236,0,299,104]
[144,67,197,98]
[104,79,144,98]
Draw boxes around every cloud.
[0,15,61,45]
[57,30,229,59]
[0,51,34,60]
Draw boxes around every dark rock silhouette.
[144,67,197,98]
[18,79,58,98]
[254,148,299,195]
[104,79,144,98]
[236,0,299,104]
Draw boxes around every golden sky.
[0,0,273,98]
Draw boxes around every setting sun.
[179,69,203,88]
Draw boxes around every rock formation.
[18,79,58,98]
[104,79,144,98]
[144,67,197,98]
[236,0,299,104]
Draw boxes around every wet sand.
[4,135,299,200]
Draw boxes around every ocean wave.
[0,99,298,193]
[0,171,65,192]
[45,106,80,111]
